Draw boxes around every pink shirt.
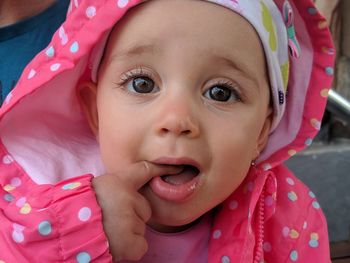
[140,213,212,263]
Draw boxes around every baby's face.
[84,0,271,232]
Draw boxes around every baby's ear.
[78,81,99,136]
[254,108,273,159]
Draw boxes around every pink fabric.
[0,141,111,262]
[0,0,335,262]
[121,213,212,263]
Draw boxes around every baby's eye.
[126,76,159,93]
[203,85,241,102]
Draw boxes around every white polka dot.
[10,177,21,187]
[4,193,14,202]
[117,0,129,8]
[282,226,290,237]
[70,41,79,53]
[263,163,271,171]
[12,223,25,232]
[12,230,24,243]
[38,221,52,236]
[263,241,272,252]
[309,239,319,248]
[4,92,13,105]
[78,207,92,221]
[86,6,96,18]
[303,221,308,229]
[309,191,316,198]
[286,177,295,185]
[312,201,320,209]
[59,27,68,45]
[2,155,14,164]
[213,229,222,239]
[290,250,298,261]
[76,252,91,263]
[45,46,55,57]
[221,256,230,263]
[28,69,36,79]
[229,200,238,210]
[50,63,61,71]
[16,197,26,208]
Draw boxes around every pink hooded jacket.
[0,0,335,262]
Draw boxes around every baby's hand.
[92,161,180,261]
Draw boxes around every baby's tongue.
[162,165,199,185]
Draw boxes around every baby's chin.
[147,215,205,233]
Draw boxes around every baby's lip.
[150,156,202,172]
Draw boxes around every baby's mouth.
[161,165,200,185]
[149,158,202,201]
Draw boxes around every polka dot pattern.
[50,63,61,72]
[78,207,92,222]
[307,7,317,15]
[221,255,230,263]
[325,67,334,76]
[62,182,81,190]
[59,26,68,45]
[10,177,21,187]
[289,229,299,239]
[290,250,298,261]
[309,191,316,198]
[310,118,321,130]
[213,229,222,239]
[262,163,271,171]
[27,69,36,79]
[4,193,14,202]
[303,221,308,230]
[318,20,328,29]
[286,177,295,185]
[320,89,329,98]
[117,0,129,8]
[12,223,25,243]
[288,149,296,156]
[312,201,320,209]
[3,155,14,164]
[229,200,238,210]
[86,6,96,18]
[287,191,298,202]
[70,41,79,53]
[45,46,55,58]
[76,252,91,263]
[38,221,52,236]
[305,138,313,146]
[263,242,272,252]
[309,233,319,248]
[321,47,335,55]
[282,226,290,237]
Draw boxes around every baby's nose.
[154,99,200,138]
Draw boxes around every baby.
[0,0,335,262]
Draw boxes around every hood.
[0,0,334,184]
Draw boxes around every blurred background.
[286,1,350,262]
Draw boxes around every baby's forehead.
[98,1,267,85]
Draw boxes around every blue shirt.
[0,0,69,104]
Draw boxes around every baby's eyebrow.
[211,55,259,87]
[108,43,159,62]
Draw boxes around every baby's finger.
[116,235,148,261]
[134,194,152,223]
[130,161,182,190]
